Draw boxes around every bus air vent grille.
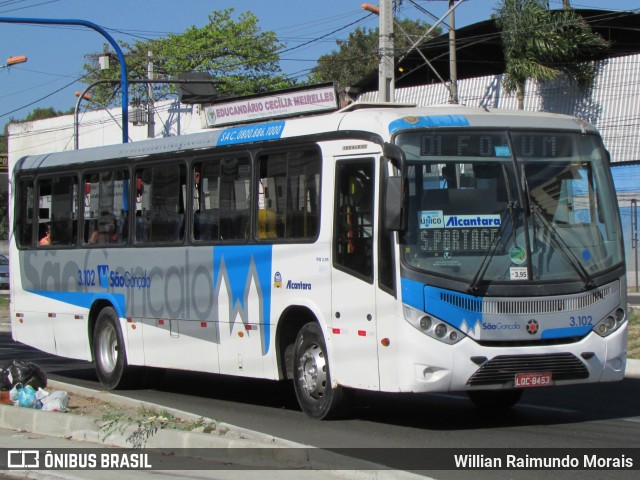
[481,286,612,315]
[439,292,482,313]
[466,353,589,386]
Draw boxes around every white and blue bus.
[9,99,627,418]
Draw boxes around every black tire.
[92,306,139,389]
[467,389,524,409]
[292,322,349,419]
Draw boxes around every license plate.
[514,372,553,388]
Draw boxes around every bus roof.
[14,103,598,173]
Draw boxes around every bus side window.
[83,170,129,245]
[135,164,186,244]
[193,156,251,242]
[256,148,321,241]
[16,179,35,247]
[37,176,78,247]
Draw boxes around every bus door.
[330,158,380,390]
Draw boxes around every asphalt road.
[2,332,640,480]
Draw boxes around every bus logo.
[274,272,282,288]
[97,265,109,288]
[419,210,444,229]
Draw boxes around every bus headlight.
[594,306,627,337]
[435,324,447,338]
[419,316,432,331]
[403,305,465,345]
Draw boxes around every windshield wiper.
[520,170,596,291]
[468,200,516,294]
[529,202,596,290]
[468,164,521,294]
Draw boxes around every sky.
[1,0,640,129]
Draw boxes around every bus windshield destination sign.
[419,211,501,254]
[420,133,565,158]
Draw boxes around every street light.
[1,55,27,69]
[73,81,121,150]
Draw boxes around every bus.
[9,99,627,419]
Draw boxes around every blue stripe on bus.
[26,290,126,319]
[401,277,425,311]
[424,285,483,331]
[213,245,272,354]
[541,326,592,339]
[389,115,470,134]
[216,121,285,146]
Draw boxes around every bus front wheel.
[92,306,138,389]
[292,322,348,419]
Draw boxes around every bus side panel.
[376,288,407,392]
[213,242,332,380]
[13,251,93,360]
[213,245,269,378]
[12,291,57,357]
[132,247,220,373]
[270,242,333,378]
[53,311,92,361]
[139,318,219,373]
[122,315,144,367]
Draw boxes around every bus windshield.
[396,130,624,286]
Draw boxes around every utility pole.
[378,0,395,102]
[147,51,155,139]
[448,0,458,104]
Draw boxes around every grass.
[0,297,8,309]
[96,403,220,448]
[627,308,640,359]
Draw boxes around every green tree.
[308,18,439,91]
[496,0,608,109]
[21,107,74,122]
[82,8,293,107]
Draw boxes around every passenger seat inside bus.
[258,209,277,238]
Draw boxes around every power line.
[0,72,90,119]
[0,0,60,14]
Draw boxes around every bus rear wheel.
[293,322,348,419]
[92,306,139,389]
[467,389,523,409]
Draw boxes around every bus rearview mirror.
[384,176,406,231]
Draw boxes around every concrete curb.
[625,358,640,378]
[0,380,425,480]
[45,379,300,448]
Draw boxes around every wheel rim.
[298,343,327,400]
[97,323,118,374]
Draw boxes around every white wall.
[7,99,206,162]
